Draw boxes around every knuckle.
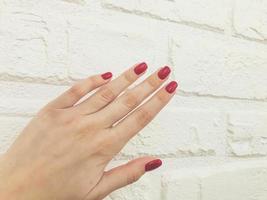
[38,108,62,122]
[147,77,159,89]
[79,117,103,135]
[122,92,139,109]
[99,86,116,103]
[87,76,98,88]
[96,148,114,160]
[95,133,117,159]
[124,72,136,83]
[67,114,82,125]
[69,84,84,98]
[127,173,140,185]
[40,108,57,118]
[157,91,168,103]
[136,108,153,126]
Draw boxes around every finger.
[94,66,171,128]
[89,157,162,200]
[111,81,178,148]
[45,72,112,109]
[74,62,148,115]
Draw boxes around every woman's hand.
[0,63,178,200]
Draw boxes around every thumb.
[89,157,162,199]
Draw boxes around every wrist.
[0,154,20,200]
[0,154,10,199]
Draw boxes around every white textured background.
[0,0,267,199]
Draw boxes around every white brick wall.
[0,0,267,199]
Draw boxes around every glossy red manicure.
[145,159,162,172]
[165,81,178,94]
[134,62,148,75]
[101,72,113,80]
[158,66,171,80]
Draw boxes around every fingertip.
[158,66,171,80]
[145,159,162,172]
[165,81,178,94]
[134,62,148,75]
[101,72,113,80]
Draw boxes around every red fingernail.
[101,72,113,80]
[145,159,162,172]
[165,81,178,94]
[158,66,171,80]
[134,62,148,75]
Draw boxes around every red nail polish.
[134,62,148,75]
[145,159,162,172]
[158,66,171,80]
[101,72,113,80]
[165,81,178,94]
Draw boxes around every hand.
[0,63,178,200]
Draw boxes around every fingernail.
[101,72,113,80]
[134,62,148,75]
[158,66,171,80]
[145,159,162,172]
[165,81,178,94]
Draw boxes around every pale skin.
[0,63,178,200]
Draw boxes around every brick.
[0,1,267,199]
[171,28,267,100]
[109,174,161,200]
[116,107,225,158]
[201,161,267,200]
[0,6,68,80]
[3,0,90,14]
[162,170,199,200]
[162,160,267,200]
[67,13,169,79]
[173,93,267,112]
[0,81,68,116]
[234,0,267,40]
[227,111,267,156]
[103,0,232,31]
